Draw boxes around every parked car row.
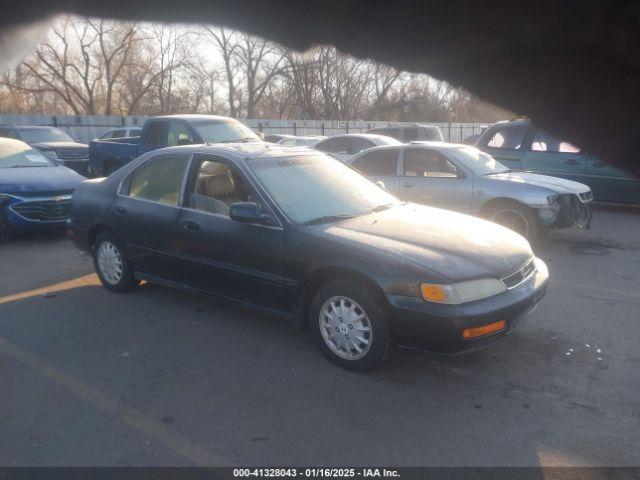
[2,113,633,371]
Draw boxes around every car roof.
[151,114,241,122]
[142,141,317,162]
[6,125,60,131]
[370,123,441,129]
[324,133,401,144]
[491,118,532,127]
[0,137,30,147]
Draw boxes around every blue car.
[0,138,85,239]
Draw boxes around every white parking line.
[0,336,229,466]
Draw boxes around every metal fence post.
[321,123,325,136]
[293,122,297,136]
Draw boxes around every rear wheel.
[310,278,392,371]
[92,232,139,292]
[484,200,539,240]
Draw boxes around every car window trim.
[184,153,283,229]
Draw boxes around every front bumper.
[389,257,549,354]
[1,194,73,231]
[540,194,593,230]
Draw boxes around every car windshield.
[0,141,54,168]
[191,119,261,143]
[18,127,74,143]
[449,146,510,175]
[247,154,400,224]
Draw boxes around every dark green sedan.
[476,119,640,204]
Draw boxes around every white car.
[277,135,327,147]
[349,141,593,239]
[314,133,401,162]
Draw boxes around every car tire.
[309,278,392,371]
[92,231,139,293]
[484,200,539,240]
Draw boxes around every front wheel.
[484,200,539,240]
[92,232,139,292]
[309,279,392,371]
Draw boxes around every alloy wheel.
[97,241,124,285]
[319,296,373,360]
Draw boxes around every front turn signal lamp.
[421,278,507,305]
[463,320,506,339]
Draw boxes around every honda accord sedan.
[70,143,548,371]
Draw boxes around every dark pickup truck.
[89,114,261,176]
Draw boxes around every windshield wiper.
[8,164,43,168]
[485,169,512,175]
[302,214,358,226]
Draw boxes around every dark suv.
[367,124,444,143]
[0,125,89,176]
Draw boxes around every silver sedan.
[348,141,593,239]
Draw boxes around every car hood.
[0,166,85,194]
[317,203,533,281]
[31,142,88,151]
[487,171,590,195]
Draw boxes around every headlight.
[41,150,59,160]
[421,278,507,304]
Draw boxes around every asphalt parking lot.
[1,205,639,467]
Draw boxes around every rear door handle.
[565,159,580,165]
[402,184,415,188]
[115,206,127,215]
[182,221,201,232]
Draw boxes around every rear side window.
[316,137,349,154]
[531,130,580,153]
[127,155,189,206]
[485,125,527,150]
[145,122,166,146]
[352,149,399,176]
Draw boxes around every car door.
[522,128,586,183]
[479,123,530,170]
[351,148,401,195]
[108,153,191,279]
[398,147,472,211]
[584,156,640,203]
[176,154,286,311]
[138,120,168,154]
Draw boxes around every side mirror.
[229,202,270,224]
[376,181,386,190]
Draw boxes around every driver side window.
[188,159,260,217]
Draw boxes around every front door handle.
[565,159,580,165]
[115,206,127,215]
[182,221,201,232]
[591,162,605,168]
[402,184,415,188]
